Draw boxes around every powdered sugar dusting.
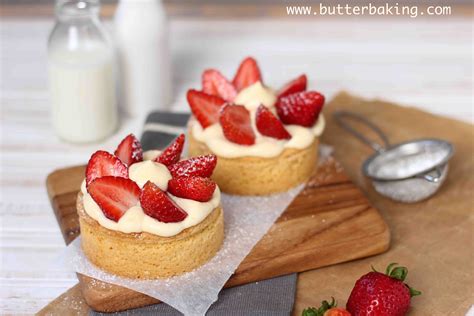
[318,144,334,164]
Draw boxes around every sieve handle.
[333,111,390,153]
[419,167,442,183]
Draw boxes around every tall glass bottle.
[48,0,118,143]
[115,0,171,117]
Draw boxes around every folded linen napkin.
[92,274,297,316]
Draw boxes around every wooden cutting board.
[45,157,390,313]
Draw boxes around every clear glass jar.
[48,0,118,143]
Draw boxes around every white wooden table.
[1,17,472,314]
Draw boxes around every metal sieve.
[334,111,454,203]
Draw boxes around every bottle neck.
[117,0,162,9]
[55,0,100,22]
[119,0,160,3]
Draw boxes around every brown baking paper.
[294,92,474,315]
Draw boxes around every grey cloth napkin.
[92,274,297,316]
[91,111,298,316]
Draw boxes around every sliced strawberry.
[232,57,262,91]
[88,176,140,222]
[187,89,225,128]
[219,104,255,145]
[168,154,217,178]
[277,74,307,98]
[276,91,325,127]
[202,69,237,102]
[155,134,185,166]
[114,134,143,166]
[140,181,187,223]
[86,150,128,186]
[168,177,216,202]
[256,105,291,140]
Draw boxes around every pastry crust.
[188,132,318,195]
[77,193,224,279]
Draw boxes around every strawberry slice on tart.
[155,134,185,166]
[277,74,307,99]
[168,177,217,202]
[88,176,141,222]
[219,104,256,145]
[187,89,226,128]
[255,105,291,140]
[114,134,143,166]
[140,181,188,223]
[232,57,262,92]
[202,69,237,102]
[86,150,128,186]
[276,91,325,127]
[168,154,217,178]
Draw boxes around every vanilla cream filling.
[128,160,171,188]
[191,81,325,158]
[142,149,160,161]
[234,81,277,112]
[81,152,221,237]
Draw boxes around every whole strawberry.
[302,297,350,316]
[346,263,421,316]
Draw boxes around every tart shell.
[188,131,319,195]
[77,193,224,279]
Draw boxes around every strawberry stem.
[384,262,408,281]
[385,262,398,275]
[389,266,408,281]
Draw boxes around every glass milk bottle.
[48,0,118,143]
[114,0,171,117]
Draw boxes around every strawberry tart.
[78,134,224,279]
[187,57,326,195]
